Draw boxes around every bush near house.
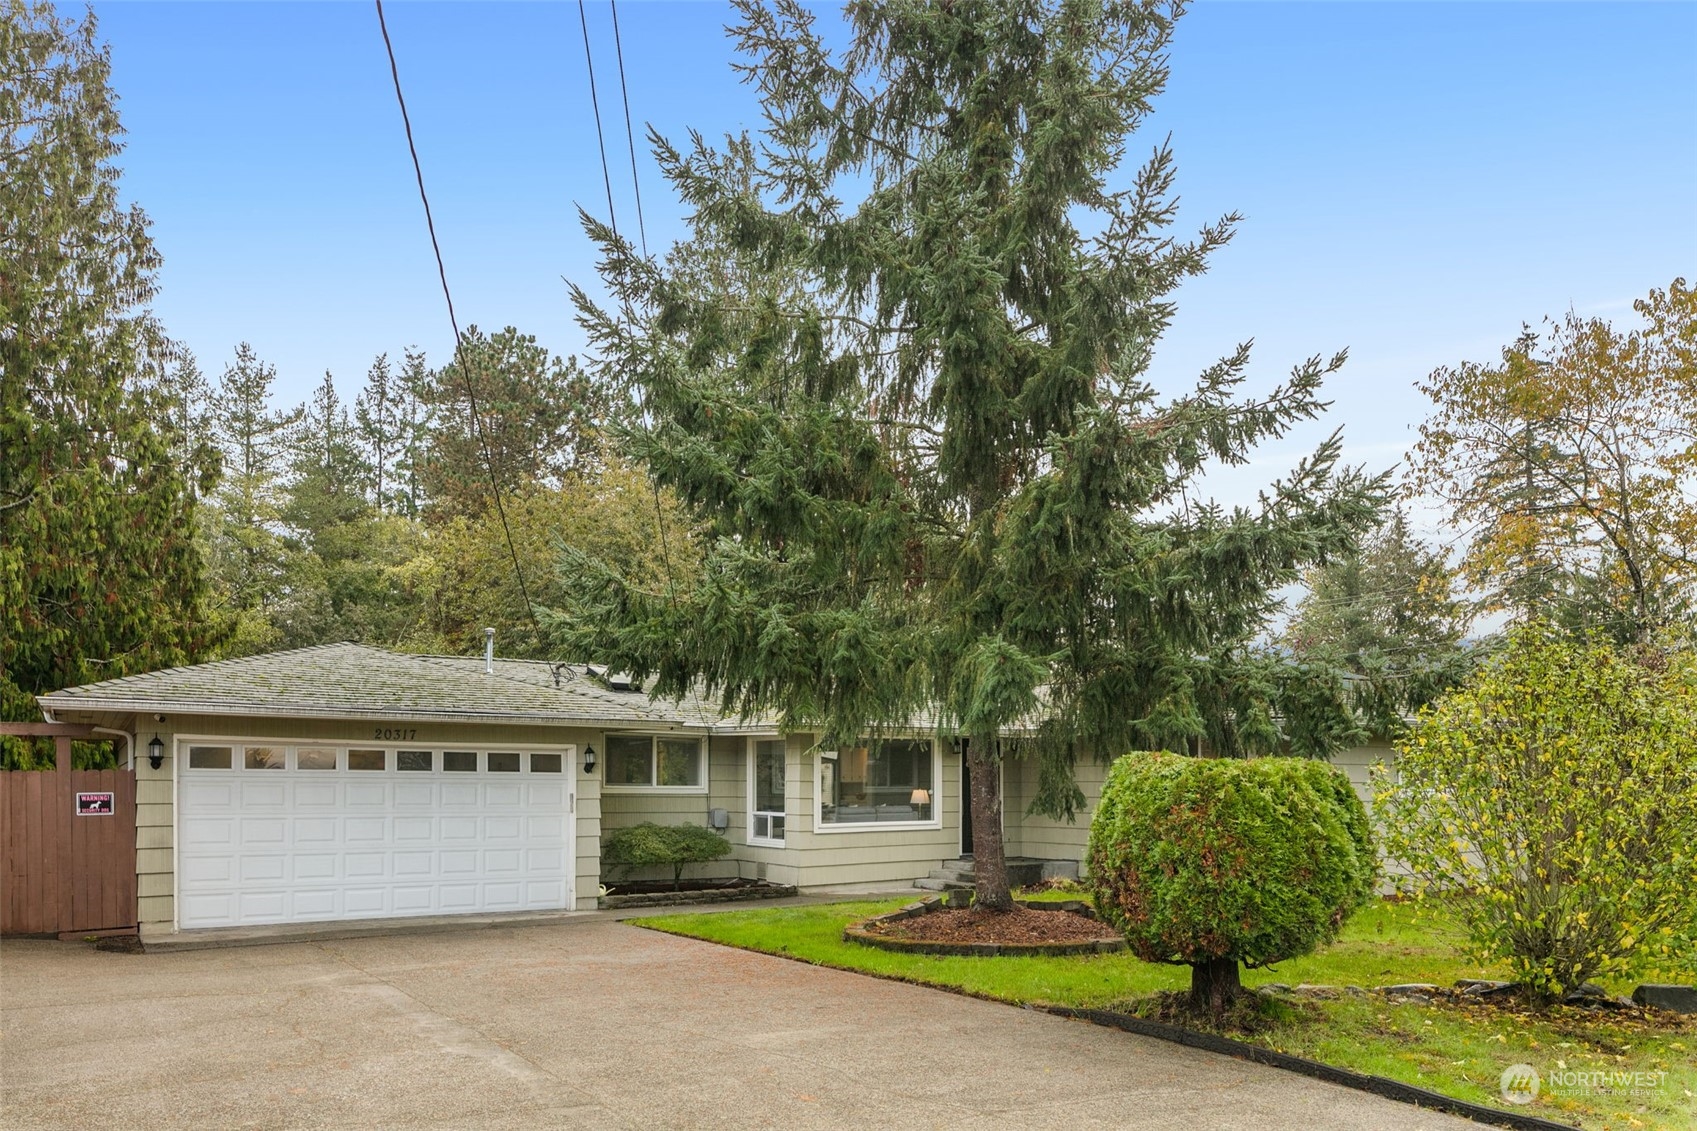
[602,822,733,890]
[1087,752,1376,1019]
[1377,626,1697,1001]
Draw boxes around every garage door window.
[398,750,433,772]
[297,747,337,770]
[531,753,562,773]
[349,749,386,771]
[444,750,477,772]
[188,745,232,769]
[488,752,521,773]
[244,746,284,770]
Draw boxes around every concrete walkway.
[1,914,1479,1130]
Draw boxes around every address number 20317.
[374,728,418,741]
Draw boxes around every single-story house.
[36,642,1392,940]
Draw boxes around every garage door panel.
[395,817,435,841]
[345,817,388,842]
[178,745,573,928]
[393,886,435,913]
[395,783,436,807]
[241,782,287,808]
[295,817,339,844]
[344,888,388,915]
[240,856,288,882]
[346,782,388,808]
[346,852,387,877]
[295,782,339,807]
[438,884,479,910]
[237,892,287,921]
[394,851,435,877]
[291,890,338,918]
[294,854,338,880]
[240,819,287,847]
[441,816,478,840]
[441,850,478,875]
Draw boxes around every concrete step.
[913,877,971,892]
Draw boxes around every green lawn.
[640,898,1696,1130]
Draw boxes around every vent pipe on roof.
[484,627,495,674]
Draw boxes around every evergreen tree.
[354,352,415,514]
[1280,510,1476,736]
[1,1,220,762]
[418,326,606,521]
[391,347,432,519]
[556,0,1386,908]
[203,342,301,653]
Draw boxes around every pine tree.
[417,326,606,521]
[557,0,1386,908]
[1,1,220,760]
[203,342,301,652]
[355,353,414,514]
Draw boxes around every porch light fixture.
[147,734,165,770]
[583,745,597,774]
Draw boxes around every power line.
[374,0,538,630]
[609,0,648,257]
[576,0,619,239]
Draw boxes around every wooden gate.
[1,727,138,937]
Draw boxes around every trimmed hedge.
[1086,752,1376,1003]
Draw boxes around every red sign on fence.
[75,792,114,815]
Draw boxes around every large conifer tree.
[558,0,1385,907]
[1,1,219,756]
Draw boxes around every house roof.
[37,642,770,732]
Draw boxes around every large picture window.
[819,738,935,827]
[604,735,704,790]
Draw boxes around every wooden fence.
[1,726,138,937]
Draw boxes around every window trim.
[599,733,709,794]
[746,737,786,847]
[813,737,943,834]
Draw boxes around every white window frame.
[813,737,942,834]
[599,733,709,794]
[746,737,787,846]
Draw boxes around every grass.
[640,897,1696,1130]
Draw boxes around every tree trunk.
[967,736,1012,911]
[1190,957,1243,1019]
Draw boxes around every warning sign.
[75,792,114,816]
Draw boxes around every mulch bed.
[602,878,768,896]
[866,906,1122,946]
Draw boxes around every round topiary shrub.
[1086,752,1376,1017]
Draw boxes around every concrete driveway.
[1,914,1477,1130]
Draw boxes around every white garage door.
[178,741,573,929]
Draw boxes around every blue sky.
[92,1,1696,524]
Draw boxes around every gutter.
[35,696,717,734]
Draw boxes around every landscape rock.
[1456,979,1516,997]
[1293,984,1342,999]
[1631,984,1697,1014]
[1562,983,1633,1009]
[1378,983,1440,996]
[1258,983,1293,995]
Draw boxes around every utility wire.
[577,0,619,239]
[374,0,538,629]
[609,0,648,257]
[578,1,675,602]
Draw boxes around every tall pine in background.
[1,1,220,763]
[558,0,1386,907]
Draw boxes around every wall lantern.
[583,745,597,774]
[147,734,165,770]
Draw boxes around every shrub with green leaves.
[602,822,733,890]
[1377,626,1697,1001]
[1087,752,1376,1018]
